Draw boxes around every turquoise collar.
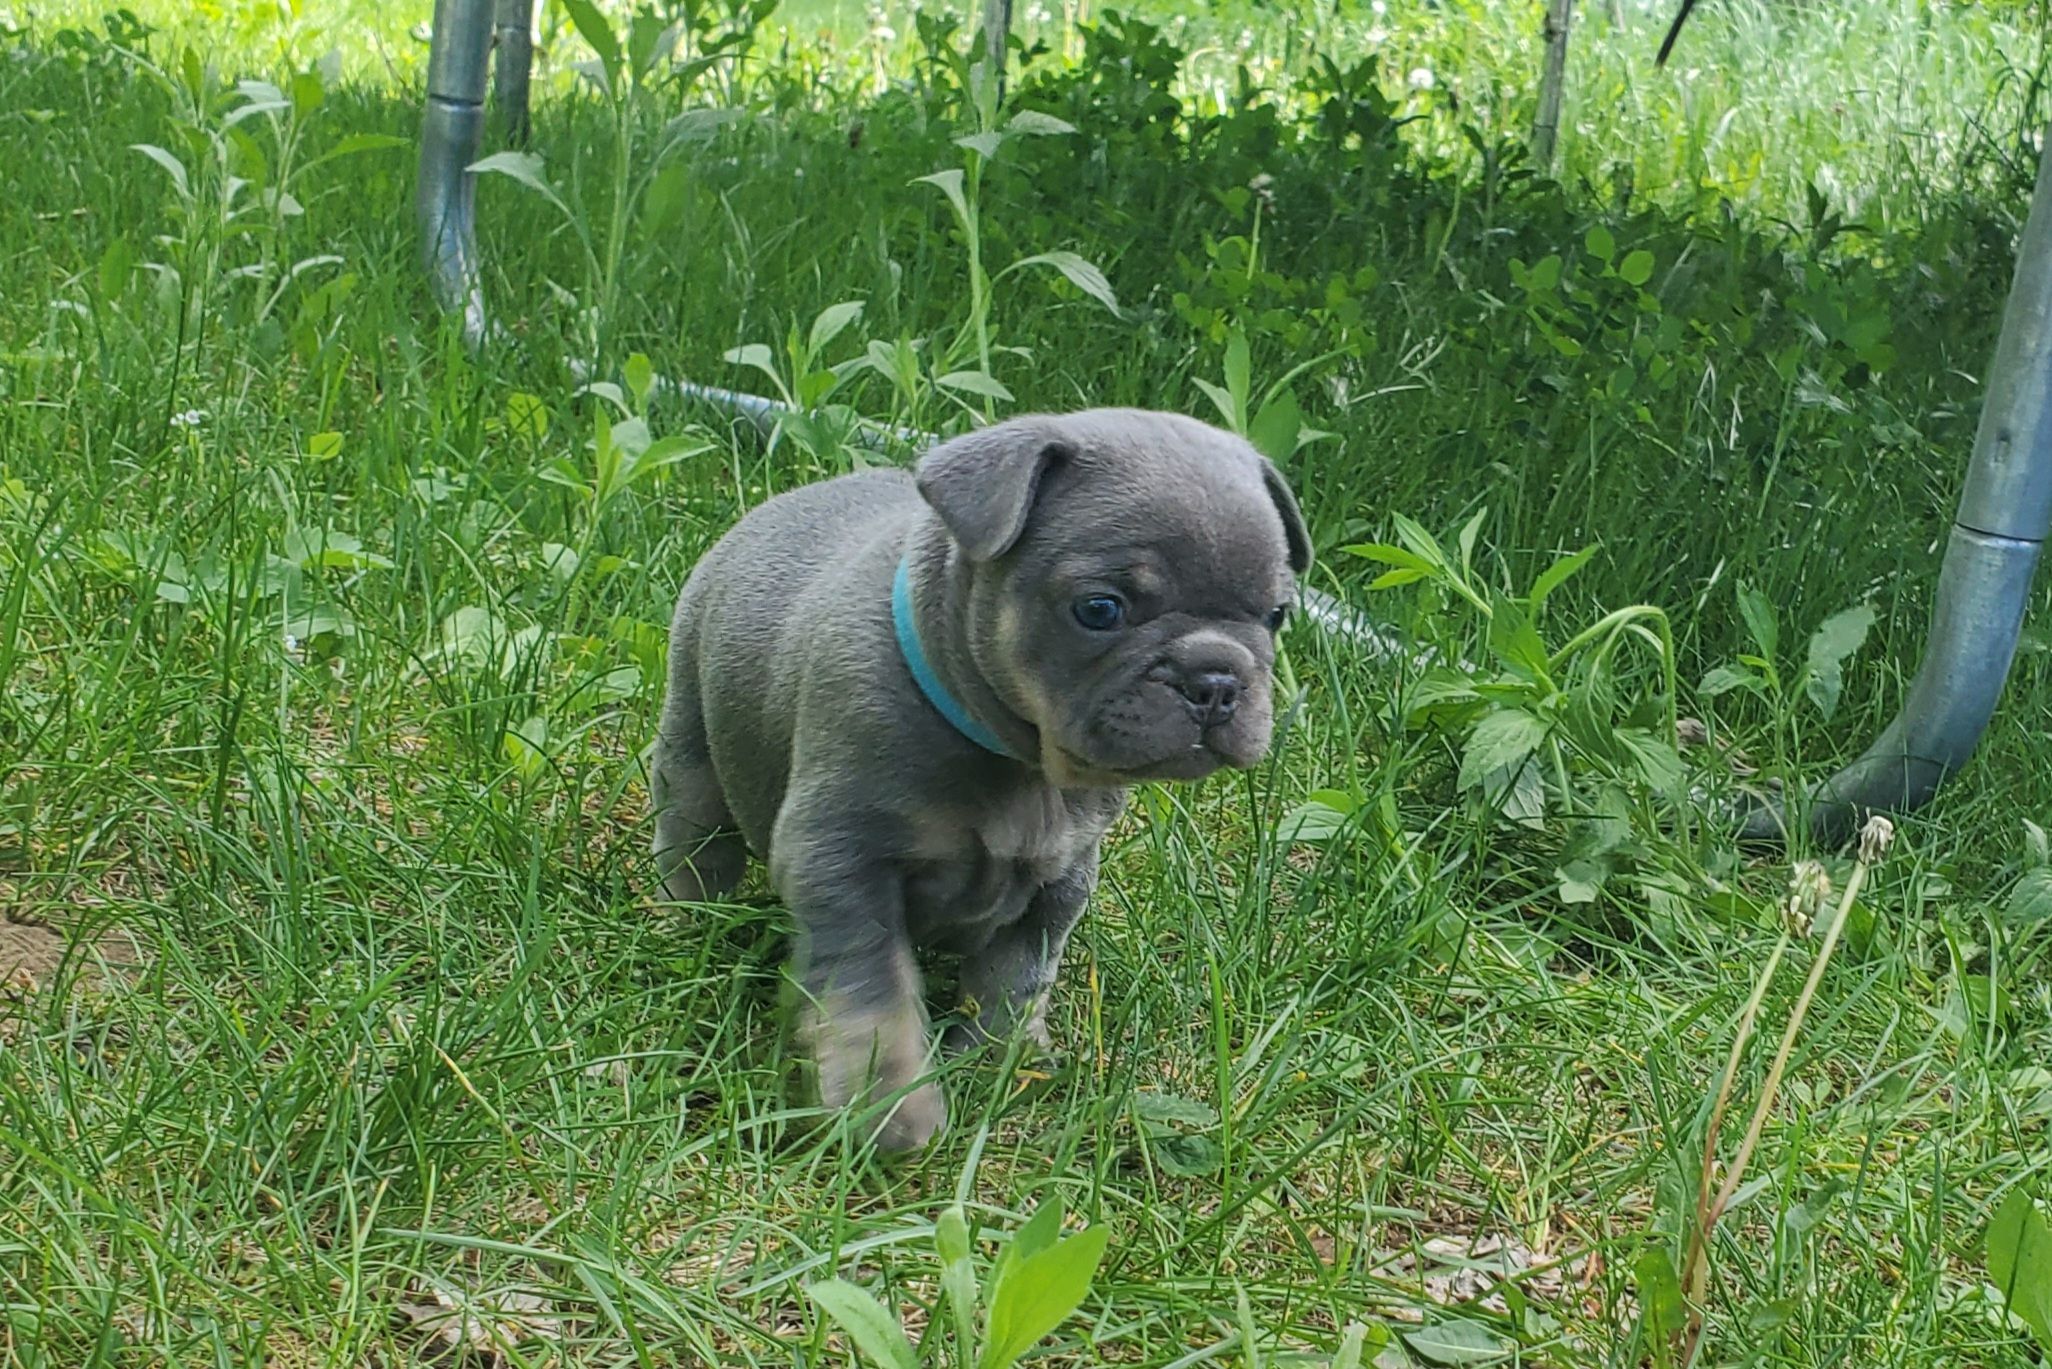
[892,553,1020,761]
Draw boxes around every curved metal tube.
[417,0,496,349]
[1747,128,2052,844]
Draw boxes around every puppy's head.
[915,408,1311,786]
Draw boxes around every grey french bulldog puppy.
[650,408,1312,1151]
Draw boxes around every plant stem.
[1678,818,1893,1366]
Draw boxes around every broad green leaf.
[1619,249,1656,286]
[1499,762,1548,826]
[1528,543,1598,615]
[1584,223,1616,262]
[637,433,711,472]
[503,715,551,782]
[1700,665,1763,698]
[285,528,392,572]
[305,431,344,461]
[1806,603,1876,671]
[936,1205,979,1367]
[1010,251,1121,317]
[1402,1318,1509,1366]
[1458,709,1547,793]
[432,606,507,670]
[627,10,677,78]
[1634,1247,1686,1367]
[723,343,781,387]
[915,169,971,233]
[1616,728,1686,797]
[1456,508,1487,571]
[1223,329,1252,417]
[935,1204,973,1267]
[1006,109,1076,136]
[129,143,191,199]
[808,301,866,357]
[954,130,1005,161]
[1131,1091,1218,1129]
[1735,583,1779,659]
[2005,868,2052,927]
[1369,567,1431,590]
[622,355,655,412]
[1486,593,1549,682]
[1191,377,1239,432]
[1003,1198,1066,1272]
[2003,1067,2052,1122]
[639,161,692,236]
[540,542,581,583]
[1247,388,1303,464]
[536,459,591,495]
[1389,512,1451,572]
[282,605,351,645]
[1153,1132,1222,1177]
[937,370,1016,402]
[660,107,743,147]
[1331,1322,1377,1369]
[607,415,654,461]
[1802,603,1875,720]
[806,1279,921,1369]
[469,150,573,221]
[561,0,622,78]
[1341,542,1435,572]
[1984,1190,2052,1351]
[981,1225,1110,1369]
[290,67,324,116]
[1276,794,1359,844]
[1558,858,1608,905]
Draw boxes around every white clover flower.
[1407,67,1435,90]
[170,408,206,428]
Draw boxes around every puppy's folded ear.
[1260,458,1314,574]
[914,419,1076,561]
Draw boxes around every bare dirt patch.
[0,895,143,1000]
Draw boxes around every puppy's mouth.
[1043,736,1249,787]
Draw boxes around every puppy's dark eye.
[1072,594,1126,631]
[1265,605,1289,632]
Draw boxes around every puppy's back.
[672,468,921,849]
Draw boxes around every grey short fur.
[651,408,1311,1151]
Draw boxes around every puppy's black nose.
[1178,671,1240,727]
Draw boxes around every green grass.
[3,0,2052,1365]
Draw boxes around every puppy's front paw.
[807,998,945,1153]
[874,1081,946,1152]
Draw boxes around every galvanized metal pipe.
[494,0,536,145]
[1746,129,2052,844]
[981,0,1014,99]
[417,0,497,348]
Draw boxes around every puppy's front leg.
[773,824,944,1152]
[950,854,1098,1055]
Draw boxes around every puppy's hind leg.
[651,667,748,905]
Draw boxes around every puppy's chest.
[902,787,1121,947]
